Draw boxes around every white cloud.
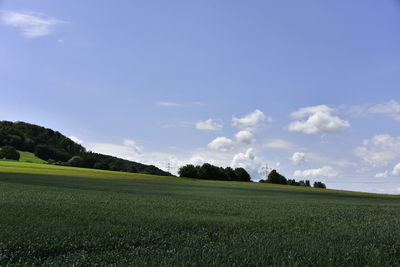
[232,109,271,129]
[87,142,142,161]
[355,134,400,167]
[375,171,389,178]
[231,149,254,168]
[196,119,223,131]
[392,163,400,176]
[264,139,296,150]
[290,105,333,119]
[123,139,143,153]
[294,166,338,178]
[291,152,306,165]
[231,148,263,177]
[235,130,255,145]
[1,11,64,38]
[369,100,400,121]
[188,156,207,166]
[69,136,84,145]
[208,137,234,152]
[288,105,350,134]
[158,101,205,108]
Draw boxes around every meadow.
[0,161,400,266]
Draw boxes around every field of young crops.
[0,161,400,266]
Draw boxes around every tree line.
[259,169,327,189]
[0,121,171,176]
[178,163,251,182]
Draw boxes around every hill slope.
[0,161,399,265]
[0,120,171,176]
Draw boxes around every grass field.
[0,150,47,164]
[18,151,47,164]
[0,161,400,266]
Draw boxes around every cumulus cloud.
[196,119,223,131]
[375,171,389,178]
[288,105,350,134]
[355,134,400,167]
[1,11,64,38]
[232,109,271,129]
[294,165,338,178]
[69,136,84,145]
[231,148,263,175]
[392,163,400,176]
[235,130,255,145]
[369,100,400,121]
[208,137,234,152]
[231,149,255,168]
[291,152,306,165]
[290,105,334,119]
[264,139,296,150]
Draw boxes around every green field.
[18,151,48,164]
[0,161,400,266]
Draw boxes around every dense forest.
[0,121,171,176]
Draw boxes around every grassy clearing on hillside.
[0,162,400,266]
[18,151,47,164]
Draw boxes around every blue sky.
[1,0,400,193]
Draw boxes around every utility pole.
[262,163,271,180]
[166,162,171,173]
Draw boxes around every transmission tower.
[166,162,171,173]
[262,163,271,179]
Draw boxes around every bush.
[0,146,20,160]
[314,181,326,189]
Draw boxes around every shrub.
[314,181,326,189]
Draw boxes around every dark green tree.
[313,181,326,189]
[267,170,287,185]
[234,168,251,181]
[68,156,86,167]
[35,144,70,162]
[224,167,237,181]
[93,161,109,170]
[198,163,223,180]
[178,164,199,178]
[0,145,20,160]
